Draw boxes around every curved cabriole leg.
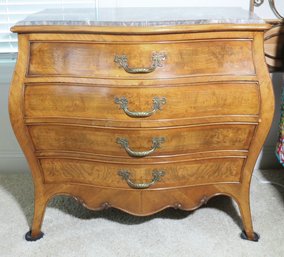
[237,193,259,242]
[25,193,47,241]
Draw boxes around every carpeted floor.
[0,169,284,257]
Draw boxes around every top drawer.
[28,39,255,79]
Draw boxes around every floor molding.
[0,151,28,172]
[0,145,281,172]
[256,145,282,169]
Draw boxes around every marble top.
[15,7,264,27]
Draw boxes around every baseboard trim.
[0,151,29,172]
[256,145,282,169]
[0,146,281,172]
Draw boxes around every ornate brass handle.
[118,170,165,189]
[114,52,167,74]
[116,137,165,157]
[114,97,166,118]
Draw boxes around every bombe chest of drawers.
[9,8,274,242]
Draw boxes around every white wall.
[256,73,283,169]
[99,0,251,9]
[254,0,284,19]
[0,60,29,172]
[0,1,282,172]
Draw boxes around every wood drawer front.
[24,82,260,122]
[28,40,255,78]
[40,157,244,188]
[29,124,256,157]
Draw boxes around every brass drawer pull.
[114,52,167,74]
[118,170,165,189]
[114,96,166,118]
[116,137,165,157]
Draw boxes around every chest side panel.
[9,28,274,216]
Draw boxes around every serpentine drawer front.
[9,8,274,242]
[24,82,260,125]
[40,157,245,188]
[28,40,255,78]
[28,123,256,157]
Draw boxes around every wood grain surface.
[28,123,256,157]
[9,24,274,241]
[40,157,245,188]
[28,40,255,78]
[264,21,284,71]
[24,82,260,123]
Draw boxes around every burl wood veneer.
[9,8,274,242]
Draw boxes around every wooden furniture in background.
[251,0,284,71]
[264,20,284,71]
[9,8,274,242]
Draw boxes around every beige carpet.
[0,169,284,257]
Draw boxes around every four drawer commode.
[9,8,274,242]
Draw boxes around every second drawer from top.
[24,82,260,127]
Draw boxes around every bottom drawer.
[40,157,245,189]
